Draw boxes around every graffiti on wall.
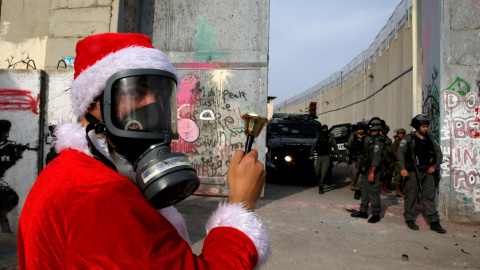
[171,63,257,192]
[0,120,37,233]
[423,67,441,141]
[0,88,40,115]
[442,76,480,211]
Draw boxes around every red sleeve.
[65,182,258,269]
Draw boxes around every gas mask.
[85,69,199,209]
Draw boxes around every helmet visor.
[110,75,177,134]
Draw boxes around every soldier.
[346,121,366,200]
[380,124,393,195]
[392,128,406,197]
[310,124,340,194]
[397,114,445,233]
[350,116,385,223]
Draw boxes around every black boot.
[319,186,324,194]
[368,215,380,223]
[406,220,419,230]
[354,190,361,200]
[430,221,446,234]
[351,211,368,219]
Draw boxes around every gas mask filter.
[86,69,199,209]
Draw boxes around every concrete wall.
[136,0,270,195]
[0,0,120,70]
[275,0,415,133]
[0,70,43,234]
[279,23,413,132]
[436,0,480,222]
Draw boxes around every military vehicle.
[265,113,321,183]
[329,123,352,162]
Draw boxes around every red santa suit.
[18,122,270,269]
[17,33,270,269]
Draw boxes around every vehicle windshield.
[269,124,319,138]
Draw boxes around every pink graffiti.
[455,147,476,165]
[453,118,480,138]
[174,62,245,69]
[454,169,480,189]
[0,88,40,114]
[445,91,479,111]
[178,76,198,105]
[178,118,200,142]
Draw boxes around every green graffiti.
[195,17,218,62]
[446,77,470,95]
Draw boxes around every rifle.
[408,138,422,191]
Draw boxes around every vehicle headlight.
[284,155,292,162]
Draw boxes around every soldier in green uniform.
[397,114,445,233]
[346,121,366,200]
[380,124,393,195]
[350,116,385,223]
[392,128,406,197]
[310,125,340,194]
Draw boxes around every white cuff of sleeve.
[206,202,270,267]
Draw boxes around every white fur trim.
[158,206,190,244]
[71,46,179,118]
[54,121,137,180]
[54,122,91,155]
[206,202,270,267]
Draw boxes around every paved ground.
[1,163,480,269]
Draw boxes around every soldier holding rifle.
[397,114,445,233]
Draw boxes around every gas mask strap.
[85,122,117,171]
[104,131,135,183]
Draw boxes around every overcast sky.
[268,0,401,104]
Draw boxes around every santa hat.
[71,33,179,118]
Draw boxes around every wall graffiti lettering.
[442,76,480,211]
[171,70,250,182]
[0,88,40,115]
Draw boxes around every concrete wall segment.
[0,0,50,42]
[151,0,269,54]
[0,69,44,233]
[438,0,480,222]
[50,0,113,9]
[49,7,111,37]
[449,0,480,30]
[44,37,82,68]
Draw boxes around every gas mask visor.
[102,69,199,209]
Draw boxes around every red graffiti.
[0,88,40,114]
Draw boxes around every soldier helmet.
[0,120,11,132]
[383,125,390,131]
[410,114,430,129]
[366,116,383,131]
[321,124,329,130]
[355,121,366,130]
[396,128,406,134]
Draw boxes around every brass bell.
[241,113,268,153]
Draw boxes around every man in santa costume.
[17,33,270,269]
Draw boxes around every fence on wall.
[274,0,412,112]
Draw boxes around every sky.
[268,0,401,105]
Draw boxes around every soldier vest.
[358,134,385,167]
[314,133,331,155]
[412,134,436,166]
[349,134,365,156]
